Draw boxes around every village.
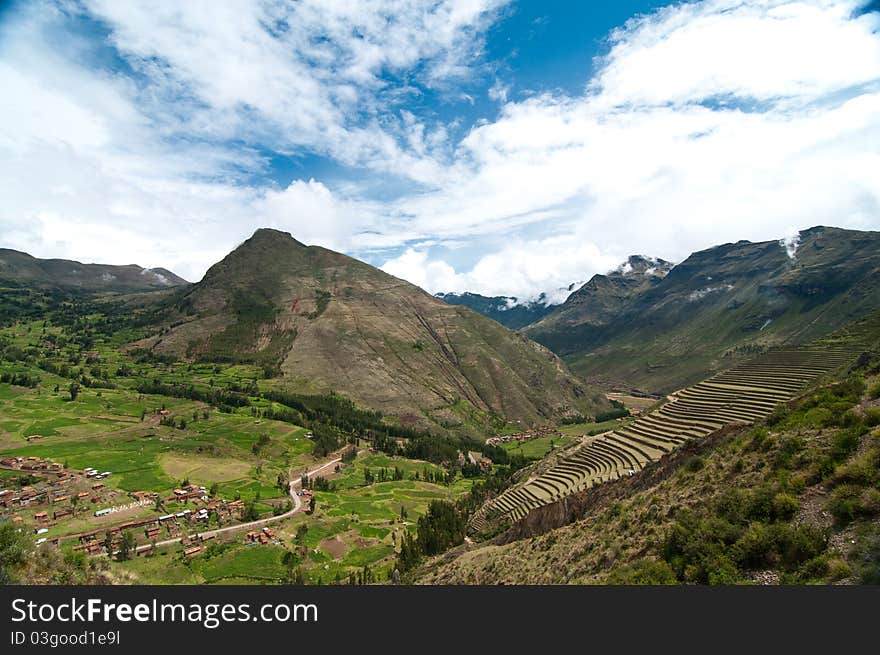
[484,425,563,446]
[0,454,283,559]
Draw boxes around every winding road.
[133,452,349,553]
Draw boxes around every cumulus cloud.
[1,0,879,301]
[380,0,880,299]
[381,236,619,303]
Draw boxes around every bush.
[685,456,705,473]
[868,382,880,400]
[832,448,880,487]
[863,407,880,428]
[771,493,799,521]
[606,559,678,585]
[828,485,862,525]
[826,558,852,583]
[830,427,862,463]
[852,524,880,584]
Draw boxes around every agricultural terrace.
[470,339,866,534]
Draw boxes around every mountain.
[526,255,673,336]
[134,228,611,432]
[435,291,560,329]
[526,227,880,393]
[412,312,880,584]
[0,248,189,292]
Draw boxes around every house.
[466,451,492,468]
[26,435,42,442]
[53,508,72,520]
[183,546,203,557]
[34,511,49,522]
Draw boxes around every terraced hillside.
[470,335,867,535]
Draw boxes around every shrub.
[705,555,740,585]
[863,407,880,428]
[733,523,774,569]
[830,428,862,463]
[771,493,799,521]
[852,524,880,584]
[606,559,678,585]
[868,381,880,400]
[832,448,880,487]
[826,558,852,583]
[828,485,862,525]
[685,456,705,473]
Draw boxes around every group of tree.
[0,370,40,388]
[396,500,467,573]
[364,466,405,485]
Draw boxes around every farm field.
[497,434,578,459]
[0,316,488,584]
[470,338,868,535]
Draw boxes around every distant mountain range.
[129,229,610,434]
[525,227,880,393]
[0,248,188,292]
[435,291,563,329]
[7,224,880,413]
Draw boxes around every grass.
[0,317,487,584]
[498,434,577,459]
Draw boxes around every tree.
[118,531,136,561]
[295,524,309,544]
[307,496,316,515]
[68,382,80,401]
[281,550,301,582]
[209,482,219,497]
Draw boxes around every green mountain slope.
[0,248,189,292]
[412,311,880,585]
[135,229,610,433]
[527,227,880,393]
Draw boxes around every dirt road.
[133,452,349,553]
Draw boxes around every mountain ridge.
[527,226,880,393]
[133,228,611,434]
[0,247,189,292]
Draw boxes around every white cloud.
[381,236,619,303]
[378,0,880,299]
[1,0,879,304]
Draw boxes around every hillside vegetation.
[413,312,880,584]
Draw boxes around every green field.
[0,316,488,584]
[498,434,577,459]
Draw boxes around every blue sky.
[1,0,879,303]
